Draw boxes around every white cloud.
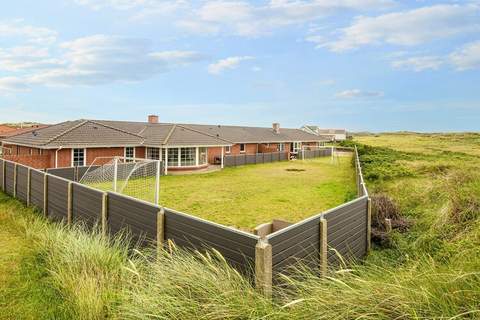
[84,0,393,36]
[450,40,480,71]
[319,4,480,52]
[208,56,253,74]
[0,46,62,72]
[25,35,205,86]
[335,89,383,98]
[391,56,444,72]
[0,20,57,44]
[0,77,30,92]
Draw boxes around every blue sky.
[0,0,479,131]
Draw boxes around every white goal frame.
[300,145,338,163]
[79,156,162,204]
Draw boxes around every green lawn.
[90,156,356,230]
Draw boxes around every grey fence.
[300,148,332,159]
[0,147,370,296]
[47,175,70,222]
[224,151,288,167]
[72,183,104,229]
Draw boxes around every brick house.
[1,115,326,171]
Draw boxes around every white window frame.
[240,143,246,153]
[72,148,86,167]
[293,142,301,153]
[279,143,285,152]
[124,147,135,161]
[225,146,231,154]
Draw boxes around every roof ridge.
[178,124,234,144]
[45,120,89,145]
[162,124,177,145]
[90,120,144,138]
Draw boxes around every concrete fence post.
[255,238,272,298]
[26,168,31,206]
[67,182,73,225]
[385,218,392,233]
[1,161,5,191]
[367,198,372,252]
[319,218,328,276]
[13,163,17,198]
[101,192,108,236]
[43,174,48,217]
[157,208,165,255]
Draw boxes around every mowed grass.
[106,156,355,230]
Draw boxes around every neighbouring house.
[1,115,327,171]
[301,125,347,141]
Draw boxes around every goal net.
[300,145,336,162]
[79,156,162,204]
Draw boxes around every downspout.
[55,146,63,168]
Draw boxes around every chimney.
[272,122,280,134]
[148,115,159,124]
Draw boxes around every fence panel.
[47,167,75,181]
[16,165,29,203]
[324,197,368,265]
[272,152,280,162]
[256,153,264,164]
[264,153,272,163]
[224,156,236,167]
[47,175,69,222]
[0,159,3,190]
[107,192,158,245]
[72,183,104,229]
[267,216,320,274]
[280,152,288,161]
[237,155,246,166]
[246,154,256,165]
[164,207,257,274]
[4,162,15,196]
[30,170,45,210]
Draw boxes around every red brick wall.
[3,154,52,169]
[135,147,146,159]
[86,147,124,165]
[207,147,222,164]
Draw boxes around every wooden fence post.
[13,163,17,198]
[255,239,272,298]
[319,218,328,276]
[367,198,372,252]
[157,208,165,255]
[26,168,31,206]
[67,182,73,225]
[101,192,108,236]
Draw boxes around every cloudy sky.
[0,0,479,131]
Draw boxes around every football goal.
[79,156,162,204]
[300,145,339,164]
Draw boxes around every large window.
[168,148,179,166]
[180,147,196,166]
[147,147,159,160]
[72,148,85,167]
[125,147,135,162]
[240,144,246,153]
[199,147,207,165]
[279,143,285,152]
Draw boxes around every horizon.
[1,1,479,131]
